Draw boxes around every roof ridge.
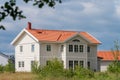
[29,28,83,33]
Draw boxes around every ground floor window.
[18,61,24,68]
[69,60,84,69]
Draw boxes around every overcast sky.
[0,0,120,54]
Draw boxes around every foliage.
[0,65,4,73]
[39,58,64,77]
[108,40,120,73]
[31,61,41,74]
[107,61,120,73]
[0,0,62,30]
[4,59,15,73]
[74,66,94,78]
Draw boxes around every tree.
[107,40,120,73]
[0,0,62,30]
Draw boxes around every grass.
[0,72,38,80]
[0,72,120,80]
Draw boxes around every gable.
[66,35,89,44]
[11,29,38,46]
[16,32,36,45]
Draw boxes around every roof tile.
[26,28,100,44]
[97,51,120,61]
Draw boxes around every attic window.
[72,39,80,42]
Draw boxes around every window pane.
[18,61,21,67]
[79,45,83,52]
[20,46,23,52]
[88,61,90,69]
[74,61,78,68]
[46,45,51,51]
[22,61,24,67]
[69,45,73,52]
[61,45,64,52]
[74,45,78,52]
[31,45,35,52]
[79,61,84,67]
[87,46,90,52]
[69,61,73,69]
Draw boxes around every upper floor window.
[79,45,84,52]
[69,44,84,52]
[69,45,73,52]
[31,44,35,52]
[87,46,90,52]
[74,45,78,52]
[61,45,64,52]
[46,45,51,51]
[20,46,23,52]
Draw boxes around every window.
[61,45,64,52]
[20,46,23,52]
[69,45,73,52]
[72,39,80,42]
[88,61,90,69]
[18,61,24,68]
[18,61,21,67]
[69,61,73,69]
[87,46,90,52]
[74,61,78,67]
[46,45,51,51]
[22,61,24,67]
[74,45,78,52]
[79,45,84,52]
[31,44,35,52]
[79,61,84,67]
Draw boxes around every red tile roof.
[97,51,120,61]
[26,28,101,44]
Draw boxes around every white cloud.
[1,0,120,53]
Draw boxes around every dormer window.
[72,39,80,42]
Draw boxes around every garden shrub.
[107,61,120,73]
[0,65,4,73]
[31,61,41,74]
[40,58,64,77]
[74,66,94,78]
[5,59,15,73]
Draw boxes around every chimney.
[27,22,32,30]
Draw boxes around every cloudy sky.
[0,0,120,54]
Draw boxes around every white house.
[11,22,101,72]
[98,51,120,72]
[0,52,9,66]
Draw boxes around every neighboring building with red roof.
[11,22,101,72]
[98,51,120,71]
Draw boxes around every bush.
[31,61,41,74]
[107,61,120,73]
[0,65,4,73]
[4,59,15,73]
[74,66,94,78]
[40,58,64,77]
[63,69,74,78]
